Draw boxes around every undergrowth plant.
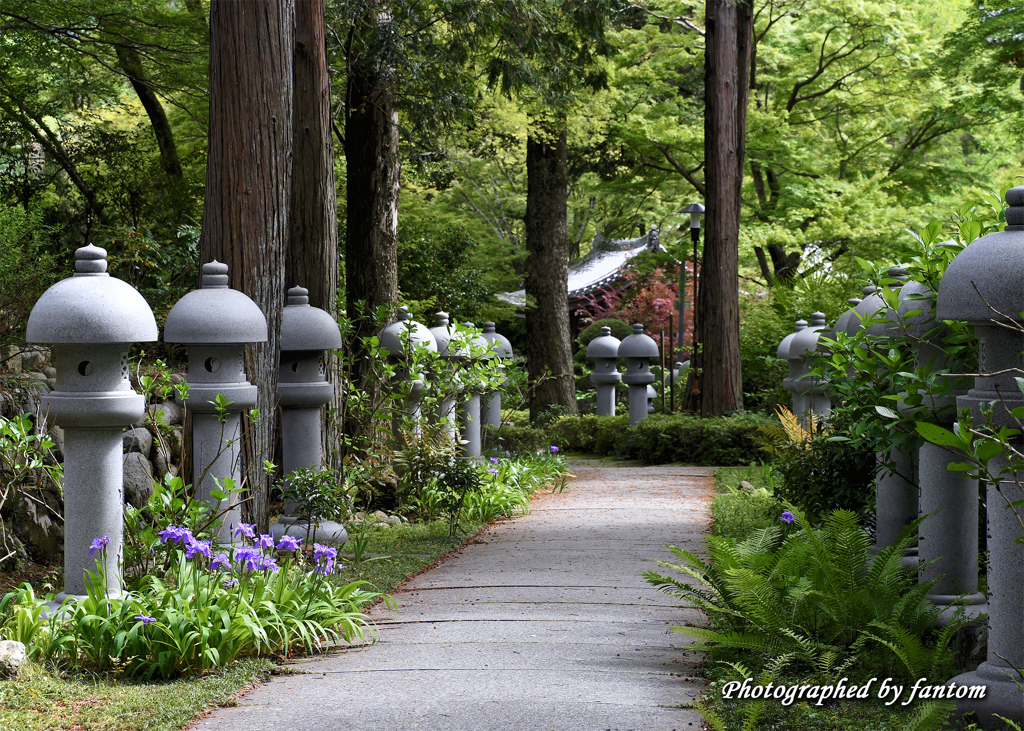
[645,507,963,682]
[0,527,384,679]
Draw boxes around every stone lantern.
[479,322,513,428]
[457,324,490,458]
[778,319,807,415]
[788,312,831,425]
[831,297,863,340]
[935,186,1024,727]
[896,280,982,622]
[618,324,658,427]
[270,286,346,545]
[428,312,462,440]
[164,261,267,544]
[847,270,919,565]
[646,384,657,414]
[27,244,158,598]
[380,307,437,438]
[587,326,621,417]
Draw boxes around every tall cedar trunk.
[699,0,751,416]
[200,0,293,530]
[525,120,577,421]
[344,6,400,453]
[288,0,340,469]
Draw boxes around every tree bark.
[113,44,183,180]
[525,118,577,421]
[289,0,340,469]
[200,0,293,530]
[343,4,400,455]
[699,0,751,416]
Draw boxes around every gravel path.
[191,460,714,731]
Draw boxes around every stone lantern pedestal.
[480,323,513,427]
[935,188,1024,727]
[618,325,658,427]
[587,326,621,417]
[27,244,158,599]
[270,286,346,545]
[164,262,267,544]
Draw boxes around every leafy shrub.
[483,423,549,455]
[645,508,961,681]
[738,293,791,414]
[713,487,784,540]
[546,412,772,466]
[759,408,876,520]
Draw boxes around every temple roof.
[498,227,663,308]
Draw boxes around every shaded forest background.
[1,0,1022,359]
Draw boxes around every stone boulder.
[122,426,153,456]
[123,452,155,509]
[0,640,27,677]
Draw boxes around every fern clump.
[645,507,963,681]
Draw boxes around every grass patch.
[711,465,783,540]
[0,657,280,731]
[334,517,488,595]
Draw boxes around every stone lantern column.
[618,324,658,427]
[27,244,158,598]
[164,262,268,544]
[428,312,461,441]
[457,324,490,458]
[270,286,346,545]
[587,326,621,417]
[935,186,1024,728]
[778,319,807,416]
[896,280,983,622]
[380,307,437,439]
[849,271,918,565]
[479,322,513,427]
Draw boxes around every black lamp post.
[680,202,704,411]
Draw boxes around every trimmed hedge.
[486,412,773,466]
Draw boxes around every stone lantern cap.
[897,280,940,340]
[280,286,342,352]
[428,312,467,359]
[862,267,906,339]
[587,326,621,359]
[937,186,1024,324]
[27,244,158,344]
[617,324,659,358]
[790,312,828,357]
[463,323,492,359]
[163,261,268,344]
[480,322,513,358]
[776,320,806,360]
[845,285,879,336]
[831,298,862,341]
[379,306,437,357]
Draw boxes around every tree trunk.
[343,5,400,455]
[289,0,340,470]
[113,45,183,180]
[200,0,293,530]
[699,0,751,417]
[525,118,577,421]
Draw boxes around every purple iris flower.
[780,511,796,525]
[233,523,256,540]
[209,554,230,571]
[233,547,262,571]
[185,539,213,561]
[550,446,559,453]
[222,578,239,588]
[135,614,156,625]
[490,458,499,465]
[258,554,279,573]
[159,526,193,545]
[276,535,302,552]
[313,543,337,563]
[88,536,110,557]
[487,468,498,476]
[257,534,276,550]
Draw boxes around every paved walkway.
[192,461,713,731]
